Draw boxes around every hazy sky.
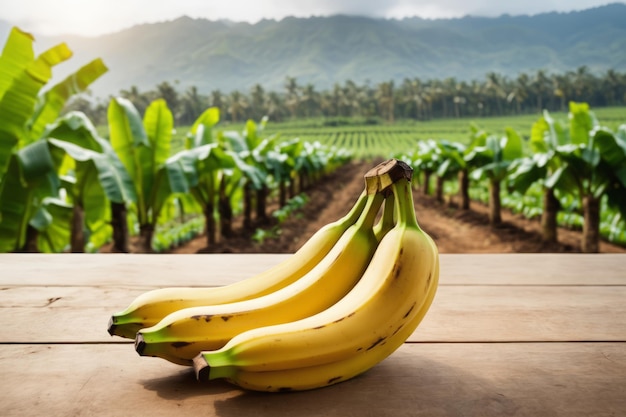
[2,0,623,37]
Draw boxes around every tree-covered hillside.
[3,3,626,97]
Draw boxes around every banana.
[196,260,438,392]
[193,171,439,391]
[108,190,369,339]
[134,191,385,365]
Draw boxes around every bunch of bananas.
[108,159,439,392]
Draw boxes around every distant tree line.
[66,66,626,126]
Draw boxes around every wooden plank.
[2,254,625,287]
[1,342,624,417]
[2,286,625,343]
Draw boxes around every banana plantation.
[1,27,625,254]
[0,28,351,254]
[396,102,626,252]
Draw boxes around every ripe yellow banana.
[134,191,385,365]
[193,173,439,390]
[108,190,369,339]
[197,260,438,392]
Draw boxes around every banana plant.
[464,125,524,226]
[433,140,468,205]
[0,27,107,252]
[0,134,135,253]
[220,117,272,230]
[43,112,136,252]
[266,137,304,206]
[108,97,173,252]
[535,102,626,252]
[508,110,570,243]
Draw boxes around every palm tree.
[376,81,395,123]
[485,72,506,116]
[178,86,206,126]
[227,90,248,123]
[532,70,552,113]
[250,84,267,120]
[156,81,180,120]
[284,76,300,118]
[300,83,320,118]
[120,85,150,116]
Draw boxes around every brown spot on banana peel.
[393,264,403,280]
[191,315,212,322]
[171,341,192,348]
[221,315,233,322]
[366,337,386,351]
[403,302,416,319]
[328,376,342,384]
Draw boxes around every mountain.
[5,3,626,97]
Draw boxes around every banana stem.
[354,192,385,230]
[373,192,395,240]
[392,178,421,230]
[340,190,368,226]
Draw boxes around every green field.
[242,106,626,159]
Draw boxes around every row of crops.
[292,131,416,159]
[392,102,626,252]
[0,28,351,254]
[275,103,625,251]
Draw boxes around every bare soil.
[165,160,626,255]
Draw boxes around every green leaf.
[188,107,219,148]
[594,128,626,188]
[503,127,524,161]
[17,140,57,182]
[36,198,72,253]
[43,111,103,151]
[28,58,108,139]
[0,39,72,178]
[0,27,35,99]
[530,117,549,153]
[569,102,593,146]
[0,156,34,251]
[108,97,150,220]
[508,156,546,194]
[143,99,173,167]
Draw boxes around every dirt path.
[169,159,626,254]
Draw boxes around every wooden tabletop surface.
[1,253,625,416]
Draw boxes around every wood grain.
[1,286,625,343]
[2,254,625,286]
[1,342,624,417]
[1,254,625,416]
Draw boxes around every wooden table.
[1,253,625,416]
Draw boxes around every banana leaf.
[0,34,72,178]
[35,197,72,253]
[27,58,108,141]
[593,128,626,188]
[569,102,596,146]
[48,138,135,204]
[143,98,173,168]
[188,107,219,148]
[108,97,152,220]
[0,27,35,98]
[43,111,104,151]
